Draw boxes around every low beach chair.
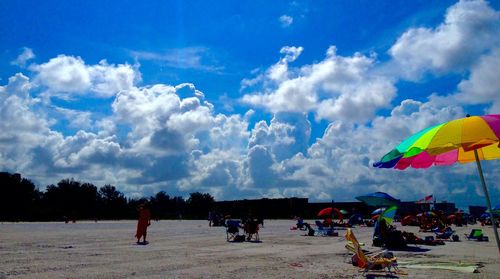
[226,220,242,242]
[464,229,488,241]
[315,220,336,236]
[345,228,402,275]
[434,227,455,240]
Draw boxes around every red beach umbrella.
[317,207,343,220]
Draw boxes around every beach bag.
[452,234,459,242]
[308,228,315,236]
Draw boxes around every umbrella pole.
[474,149,500,256]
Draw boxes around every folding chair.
[345,228,404,275]
[226,220,241,242]
[244,219,260,242]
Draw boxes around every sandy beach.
[1,220,498,278]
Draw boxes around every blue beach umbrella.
[356,192,400,207]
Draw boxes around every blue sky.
[1,0,499,208]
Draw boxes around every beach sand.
[1,220,498,278]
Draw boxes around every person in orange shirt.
[135,202,151,244]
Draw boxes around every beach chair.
[464,229,488,241]
[345,228,402,275]
[243,219,260,241]
[226,220,242,242]
[434,227,455,240]
[315,220,336,236]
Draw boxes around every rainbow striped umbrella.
[374,114,500,169]
[373,114,500,255]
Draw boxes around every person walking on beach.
[135,202,151,244]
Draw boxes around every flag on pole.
[416,195,433,204]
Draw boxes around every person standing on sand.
[135,202,151,244]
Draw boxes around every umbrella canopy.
[486,208,500,214]
[373,114,500,255]
[372,214,380,220]
[379,206,397,225]
[317,207,343,219]
[447,214,456,220]
[355,192,400,207]
[373,114,500,169]
[371,207,386,215]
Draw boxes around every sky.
[1,0,499,208]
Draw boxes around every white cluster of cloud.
[31,55,137,99]
[279,15,293,27]
[242,46,396,123]
[1,0,499,204]
[389,0,500,80]
[10,47,35,68]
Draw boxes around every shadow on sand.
[389,246,431,252]
[364,273,399,279]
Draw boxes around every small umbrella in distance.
[317,207,343,220]
[356,192,400,207]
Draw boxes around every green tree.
[43,178,99,220]
[0,172,41,221]
[99,184,127,219]
[187,192,215,219]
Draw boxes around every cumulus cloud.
[30,55,137,98]
[273,99,469,201]
[455,48,500,111]
[389,0,500,80]
[53,107,93,130]
[242,46,396,123]
[279,15,293,27]
[11,47,35,67]
[0,73,48,149]
[249,112,310,161]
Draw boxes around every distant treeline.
[0,172,215,221]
